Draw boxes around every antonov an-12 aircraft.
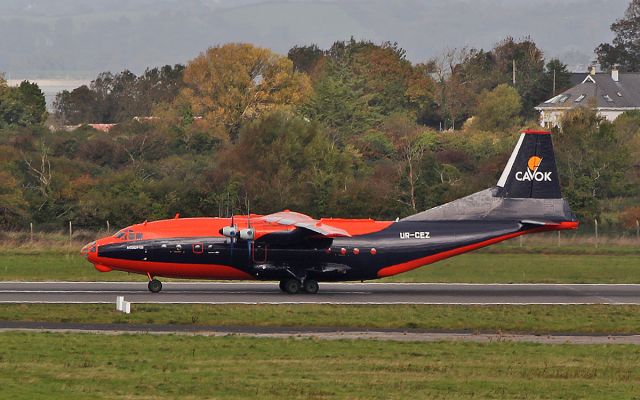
[82,129,578,294]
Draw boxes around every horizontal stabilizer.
[520,219,560,226]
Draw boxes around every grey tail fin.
[495,129,562,199]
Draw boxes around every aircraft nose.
[81,241,97,259]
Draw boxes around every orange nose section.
[81,240,112,272]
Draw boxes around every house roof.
[536,72,640,110]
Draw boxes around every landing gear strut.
[279,278,319,294]
[148,278,162,293]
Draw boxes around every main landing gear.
[279,278,319,294]
[148,278,162,293]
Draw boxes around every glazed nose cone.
[80,241,96,258]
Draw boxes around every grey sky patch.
[0,0,629,78]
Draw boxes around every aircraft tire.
[148,279,162,293]
[303,279,319,294]
[283,278,301,294]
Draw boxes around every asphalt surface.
[1,320,639,344]
[0,282,639,304]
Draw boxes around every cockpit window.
[114,229,143,241]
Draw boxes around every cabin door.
[252,244,267,263]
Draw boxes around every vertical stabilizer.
[496,130,561,199]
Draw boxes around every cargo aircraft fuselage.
[83,130,578,294]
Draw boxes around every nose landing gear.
[147,274,162,293]
[279,278,319,294]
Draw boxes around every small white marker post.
[116,296,132,314]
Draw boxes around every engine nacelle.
[239,228,255,240]
[220,226,237,238]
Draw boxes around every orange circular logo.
[527,156,542,171]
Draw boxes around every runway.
[0,282,639,304]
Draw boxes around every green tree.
[306,39,435,139]
[216,109,357,216]
[288,44,324,74]
[53,85,99,125]
[596,0,640,71]
[0,145,28,228]
[474,84,522,131]
[542,59,572,97]
[54,65,185,124]
[0,81,47,128]
[492,37,547,116]
[555,108,630,221]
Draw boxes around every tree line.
[1,0,639,231]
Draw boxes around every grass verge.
[1,251,639,283]
[1,303,640,335]
[0,332,638,399]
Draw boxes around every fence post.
[106,220,110,233]
[557,231,561,246]
[30,222,33,243]
[69,221,73,247]
[594,219,598,249]
[519,235,523,248]
[636,219,639,240]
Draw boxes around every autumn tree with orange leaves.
[177,43,312,142]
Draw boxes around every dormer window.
[575,94,586,102]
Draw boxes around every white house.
[535,67,640,128]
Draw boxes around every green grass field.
[2,303,640,334]
[0,332,638,399]
[1,250,639,283]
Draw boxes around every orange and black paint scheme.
[82,130,578,294]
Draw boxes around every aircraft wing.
[261,211,351,238]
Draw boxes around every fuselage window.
[127,233,136,241]
[135,233,143,240]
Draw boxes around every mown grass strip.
[1,252,640,283]
[1,303,639,335]
[0,332,639,399]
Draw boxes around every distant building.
[535,66,640,128]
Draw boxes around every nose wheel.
[148,279,162,293]
[279,278,319,294]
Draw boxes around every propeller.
[230,213,236,258]
[219,209,238,258]
[242,198,255,261]
[220,196,256,262]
